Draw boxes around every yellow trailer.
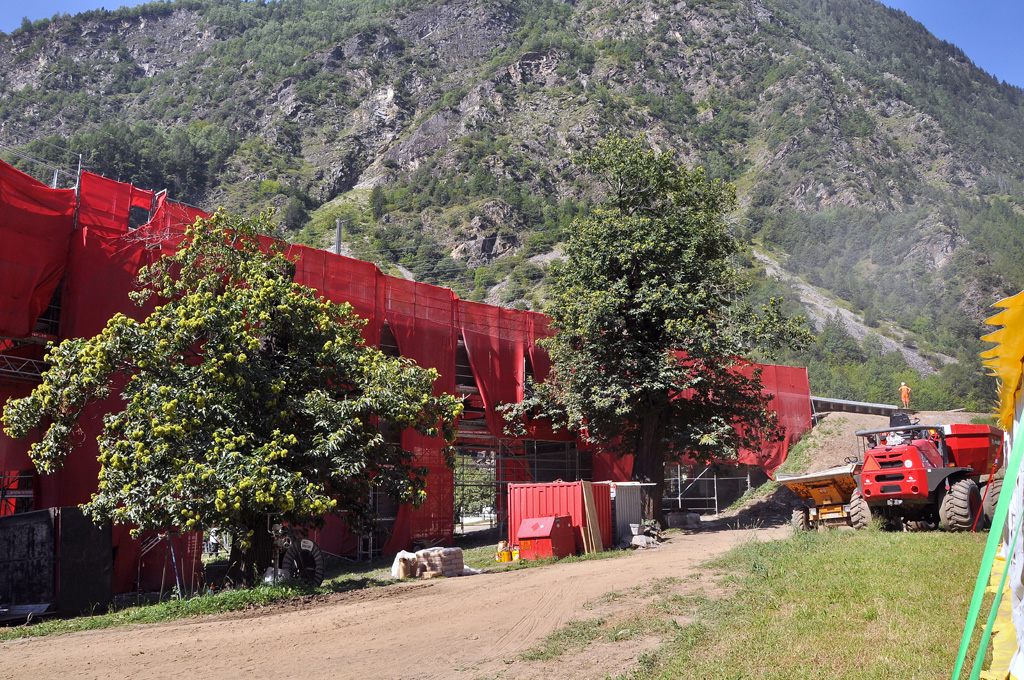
[777,463,871,530]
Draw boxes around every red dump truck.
[855,415,1004,531]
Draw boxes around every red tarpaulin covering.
[523,314,573,442]
[593,449,634,482]
[591,363,813,480]
[458,301,525,437]
[290,245,384,345]
[78,172,154,233]
[0,156,816,562]
[143,193,209,234]
[0,161,76,337]
[732,363,812,475]
[385,277,457,546]
[61,227,164,339]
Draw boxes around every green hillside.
[2,0,1021,409]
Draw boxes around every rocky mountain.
[2,0,1023,406]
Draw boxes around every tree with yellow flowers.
[3,211,462,586]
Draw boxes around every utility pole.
[335,218,346,255]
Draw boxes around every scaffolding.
[453,437,584,538]
[0,471,34,514]
[663,463,753,515]
[0,282,60,385]
[0,352,47,384]
[357,490,399,561]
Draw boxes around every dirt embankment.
[801,410,988,473]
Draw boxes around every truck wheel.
[849,492,871,530]
[984,477,1003,526]
[792,507,810,532]
[939,478,983,532]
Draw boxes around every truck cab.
[860,435,949,512]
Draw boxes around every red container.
[517,515,575,560]
[944,424,1003,474]
[507,482,612,552]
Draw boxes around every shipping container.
[507,481,612,552]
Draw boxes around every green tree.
[505,137,809,521]
[3,211,462,585]
[282,196,308,230]
[370,185,387,221]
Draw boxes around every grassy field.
[522,525,992,679]
[654,528,989,679]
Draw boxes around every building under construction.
[0,157,813,605]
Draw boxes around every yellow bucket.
[495,550,512,562]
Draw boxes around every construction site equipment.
[778,463,871,530]
[855,415,1003,531]
[516,516,575,560]
[268,521,326,587]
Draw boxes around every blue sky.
[1,1,1022,88]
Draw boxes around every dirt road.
[0,525,786,680]
[5,409,978,679]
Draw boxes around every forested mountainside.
[3,0,1023,410]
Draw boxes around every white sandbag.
[630,535,659,549]
[391,550,419,579]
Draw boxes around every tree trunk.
[225,523,274,588]
[631,411,668,527]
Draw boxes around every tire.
[792,507,810,532]
[939,478,983,532]
[984,477,1003,526]
[280,538,326,587]
[849,492,871,530]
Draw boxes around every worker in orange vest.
[899,382,911,409]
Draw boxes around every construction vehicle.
[855,414,1004,531]
[779,462,872,530]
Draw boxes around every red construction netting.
[742,363,813,475]
[458,301,526,437]
[0,161,76,338]
[78,171,154,233]
[289,245,384,346]
[61,226,165,339]
[144,193,209,234]
[405,446,455,545]
[0,156,815,557]
[590,363,813,480]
